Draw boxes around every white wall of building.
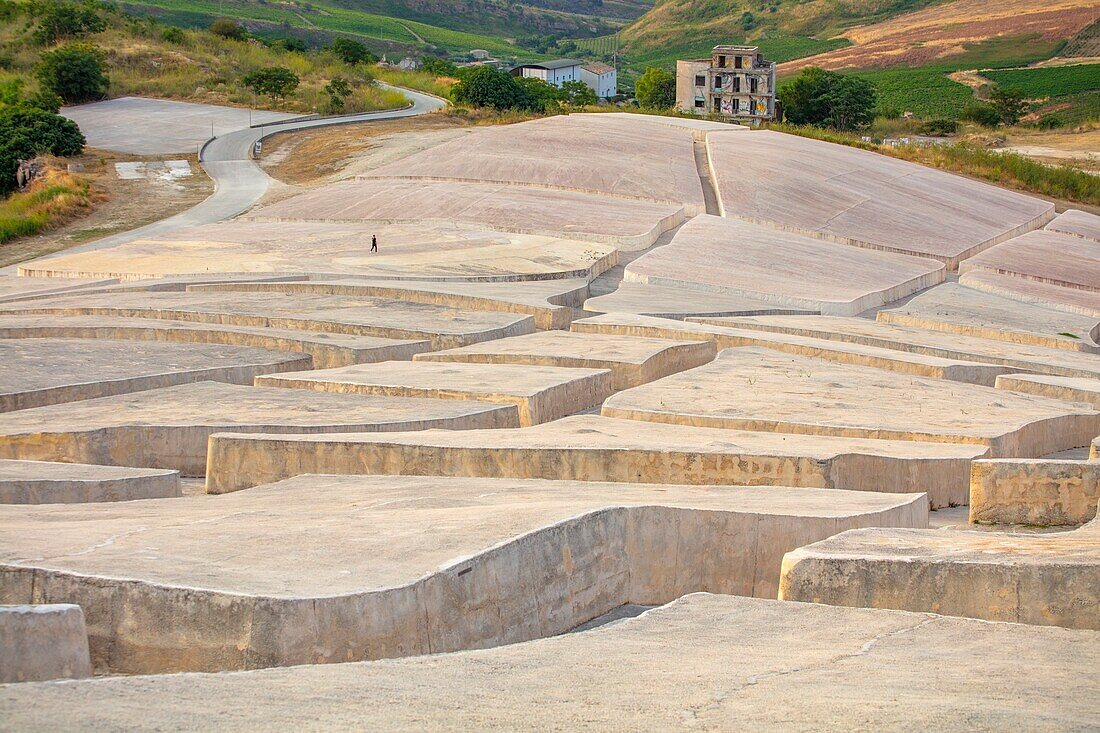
[580,68,617,98]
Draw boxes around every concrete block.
[415,331,716,390]
[0,459,180,504]
[0,382,519,476]
[0,475,925,673]
[204,414,986,506]
[995,373,1100,409]
[779,516,1100,629]
[582,281,817,320]
[960,269,1100,317]
[959,228,1100,292]
[970,459,1100,526]
[601,347,1100,457]
[255,361,613,427]
[0,604,91,683]
[623,215,945,316]
[1045,208,1100,242]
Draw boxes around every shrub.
[242,66,299,106]
[451,65,527,110]
[322,76,350,114]
[516,76,563,112]
[918,118,958,136]
[958,102,1002,127]
[160,25,184,44]
[561,79,596,106]
[989,84,1028,125]
[330,37,375,65]
[35,42,109,104]
[209,18,245,41]
[635,67,675,109]
[33,0,106,45]
[0,107,85,194]
[421,55,457,77]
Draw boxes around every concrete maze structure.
[0,112,1097,728]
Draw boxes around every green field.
[982,64,1100,98]
[852,67,974,118]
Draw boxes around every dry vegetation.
[0,161,99,244]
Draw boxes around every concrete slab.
[1044,208,1100,243]
[0,338,309,412]
[61,97,295,155]
[363,115,708,213]
[0,382,519,475]
[585,112,746,131]
[623,215,944,316]
[0,275,117,303]
[0,459,180,504]
[779,514,1100,629]
[601,348,1100,457]
[572,313,1015,385]
[0,315,431,369]
[205,414,987,506]
[959,269,1100,316]
[707,130,1053,267]
[0,604,91,683]
[0,290,535,349]
[695,314,1100,380]
[996,373,1100,409]
[414,331,716,390]
[1,593,1096,730]
[255,361,613,427]
[970,459,1099,527]
[17,220,618,282]
[0,474,925,673]
[186,277,590,330]
[959,228,1100,292]
[583,280,817,319]
[878,282,1100,352]
[246,179,685,250]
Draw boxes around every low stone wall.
[0,604,92,683]
[969,459,1100,526]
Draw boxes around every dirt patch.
[0,149,213,269]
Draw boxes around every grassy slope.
[0,3,448,113]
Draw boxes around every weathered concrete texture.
[0,475,925,673]
[3,594,1097,731]
[583,280,817,319]
[0,275,116,303]
[592,112,746,131]
[573,313,1015,385]
[601,348,1100,457]
[878,282,1100,352]
[779,514,1100,629]
[697,314,1100,380]
[996,373,1100,409]
[623,215,944,316]
[186,277,590,330]
[255,361,613,427]
[0,290,535,349]
[1045,208,1100,243]
[0,315,431,369]
[246,179,685,250]
[204,414,986,506]
[17,220,618,282]
[0,338,309,412]
[707,130,1053,267]
[415,331,716,390]
[363,114,708,213]
[970,459,1100,526]
[0,459,180,504]
[61,97,295,155]
[960,268,1100,317]
[0,604,92,683]
[959,228,1100,292]
[0,382,519,475]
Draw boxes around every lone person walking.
[371,234,378,253]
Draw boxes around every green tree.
[421,55,458,77]
[322,76,351,114]
[243,67,300,106]
[778,66,876,130]
[959,101,1003,127]
[516,76,564,112]
[989,84,1027,126]
[33,0,106,45]
[0,78,63,114]
[561,80,597,106]
[451,65,527,110]
[0,106,85,194]
[331,37,376,65]
[209,18,245,40]
[635,67,675,109]
[35,42,109,104]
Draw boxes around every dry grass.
[0,161,99,244]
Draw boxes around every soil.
[0,148,213,268]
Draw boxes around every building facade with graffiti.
[675,45,777,124]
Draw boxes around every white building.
[580,62,617,99]
[510,59,584,87]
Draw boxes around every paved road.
[22,86,446,266]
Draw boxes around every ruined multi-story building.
[676,45,777,123]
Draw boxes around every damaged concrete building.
[676,45,777,123]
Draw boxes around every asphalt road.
[26,85,446,264]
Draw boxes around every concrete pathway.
[10,86,445,272]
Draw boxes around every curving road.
[38,85,447,259]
